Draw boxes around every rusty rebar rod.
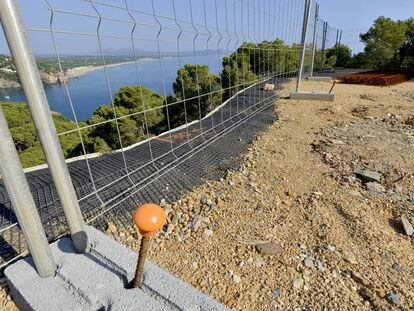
[132,237,150,288]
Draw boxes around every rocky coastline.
[0,61,135,89]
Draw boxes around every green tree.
[399,17,414,67]
[347,52,372,69]
[88,86,164,149]
[325,44,352,68]
[172,64,222,124]
[360,16,408,68]
[1,101,80,167]
[222,43,258,99]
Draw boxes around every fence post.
[320,22,327,70]
[295,0,311,92]
[337,30,343,64]
[309,3,319,77]
[333,29,340,68]
[0,0,89,253]
[0,106,57,277]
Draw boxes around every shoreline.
[0,58,158,90]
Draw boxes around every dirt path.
[111,79,414,310]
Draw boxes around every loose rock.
[273,288,281,298]
[354,168,381,183]
[365,182,385,193]
[292,277,303,289]
[233,274,241,284]
[386,293,401,305]
[401,215,413,236]
[304,258,314,268]
[255,242,284,255]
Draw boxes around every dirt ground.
[2,78,414,310]
[134,79,413,310]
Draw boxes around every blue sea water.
[0,55,222,121]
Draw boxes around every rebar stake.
[131,203,166,288]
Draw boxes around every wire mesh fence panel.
[0,0,341,267]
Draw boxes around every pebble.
[311,191,324,197]
[322,245,336,252]
[166,224,174,234]
[329,139,345,145]
[190,218,202,232]
[392,262,402,272]
[343,175,357,183]
[296,243,306,250]
[401,215,413,236]
[233,274,241,284]
[386,293,401,305]
[315,260,325,272]
[204,229,214,237]
[292,277,303,289]
[365,182,385,193]
[255,242,284,255]
[354,168,381,183]
[344,254,357,264]
[304,258,314,268]
[273,288,281,298]
[255,257,265,268]
[349,190,364,198]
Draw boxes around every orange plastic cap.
[133,203,166,237]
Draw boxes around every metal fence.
[0,0,341,269]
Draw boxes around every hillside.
[0,54,134,88]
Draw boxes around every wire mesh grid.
[0,0,340,268]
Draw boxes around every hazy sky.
[0,0,413,56]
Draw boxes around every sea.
[0,55,222,121]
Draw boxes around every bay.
[0,55,222,121]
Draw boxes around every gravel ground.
[2,78,414,310]
[110,79,414,310]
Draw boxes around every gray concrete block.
[306,76,332,82]
[290,91,335,102]
[5,226,228,311]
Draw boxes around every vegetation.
[325,16,414,69]
[1,101,80,167]
[171,64,222,126]
[0,54,18,81]
[359,17,414,68]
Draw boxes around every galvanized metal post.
[334,30,343,68]
[295,0,311,92]
[0,106,57,277]
[0,0,88,253]
[309,4,319,77]
[333,29,340,68]
[320,22,327,70]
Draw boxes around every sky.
[0,0,413,56]
[317,0,414,54]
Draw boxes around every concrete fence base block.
[290,91,335,102]
[5,226,228,311]
[306,76,332,82]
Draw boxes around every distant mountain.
[93,48,228,58]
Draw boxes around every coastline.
[0,58,158,89]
